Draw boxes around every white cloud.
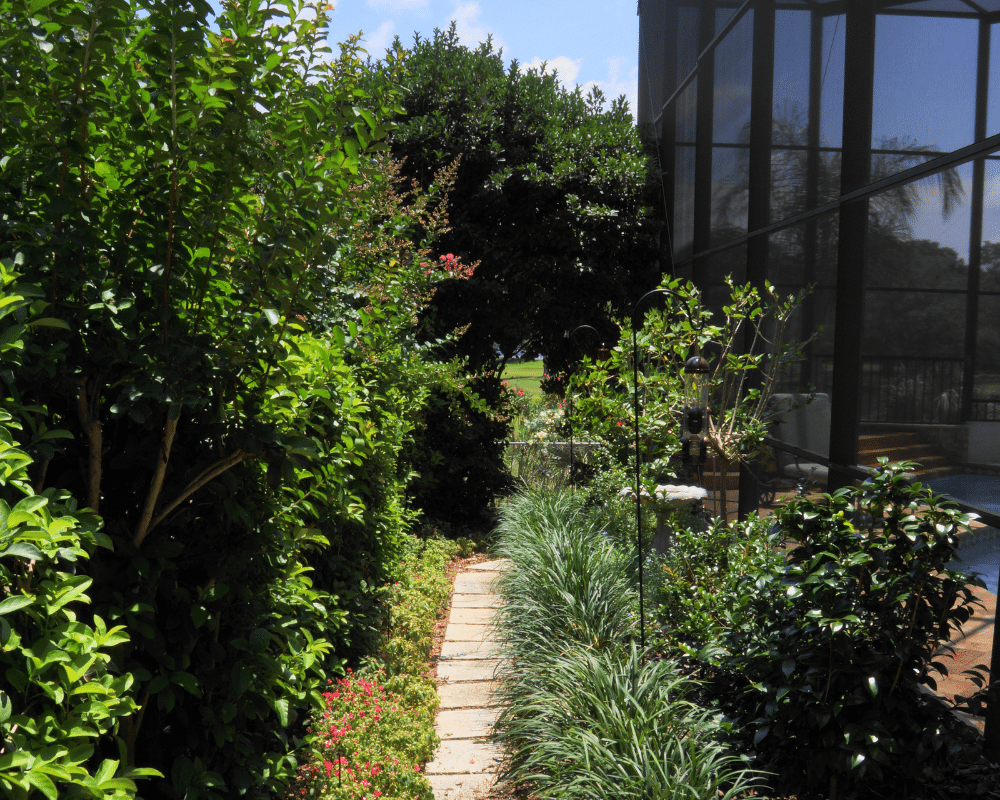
[522,56,582,87]
[364,20,397,56]
[449,1,507,53]
[581,56,639,119]
[367,0,427,9]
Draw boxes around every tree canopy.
[379,25,664,371]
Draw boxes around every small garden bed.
[292,535,474,800]
[485,473,1000,800]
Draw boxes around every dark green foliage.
[0,272,159,799]
[0,2,458,797]
[724,462,986,797]
[403,376,512,526]
[653,514,784,657]
[364,26,662,521]
[386,24,662,369]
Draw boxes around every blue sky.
[326,0,641,117]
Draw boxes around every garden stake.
[567,324,601,489]
[630,287,704,651]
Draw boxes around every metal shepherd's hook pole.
[631,287,701,652]
[567,325,600,489]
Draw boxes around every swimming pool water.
[948,537,1000,595]
[925,474,1000,516]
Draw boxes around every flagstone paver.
[437,681,498,709]
[435,708,498,740]
[427,774,496,799]
[428,559,507,799]
[437,658,502,683]
[450,593,503,608]
[440,639,501,660]
[449,607,496,624]
[443,623,490,642]
[453,572,499,594]
[426,740,503,774]
[467,558,511,571]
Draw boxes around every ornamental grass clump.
[496,644,762,800]
[492,488,636,656]
[491,489,764,799]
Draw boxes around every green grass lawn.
[502,359,546,399]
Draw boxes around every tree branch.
[132,408,180,550]
[134,449,248,549]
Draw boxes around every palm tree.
[713,102,965,240]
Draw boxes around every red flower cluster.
[300,672,432,800]
[437,253,473,278]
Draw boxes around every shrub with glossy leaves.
[0,272,158,799]
[724,461,985,796]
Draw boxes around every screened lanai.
[638,0,1000,523]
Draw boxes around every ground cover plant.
[293,535,464,800]
[490,489,764,799]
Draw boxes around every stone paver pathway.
[426,560,508,800]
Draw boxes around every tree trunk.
[75,377,102,512]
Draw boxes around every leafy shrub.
[403,376,512,526]
[0,273,158,798]
[653,514,784,656]
[1,2,474,796]
[567,277,808,518]
[724,462,985,796]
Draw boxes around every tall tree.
[380,24,664,372]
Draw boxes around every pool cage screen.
[638,0,1000,748]
[639,0,1000,514]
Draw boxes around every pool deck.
[935,521,999,732]
[935,583,995,731]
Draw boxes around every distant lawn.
[502,359,545,399]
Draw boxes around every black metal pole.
[632,321,646,650]
[568,325,600,489]
[568,391,575,489]
[630,289,694,650]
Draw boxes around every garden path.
[427,559,507,799]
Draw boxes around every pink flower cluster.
[422,253,473,279]
[300,671,429,800]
